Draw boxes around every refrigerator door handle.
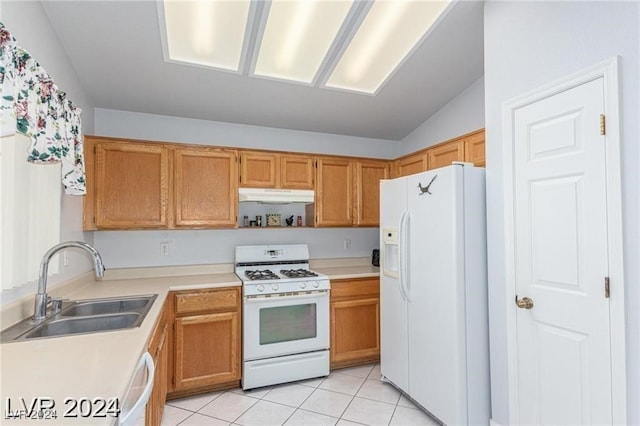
[398,209,408,301]
[403,211,411,301]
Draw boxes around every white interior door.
[511,77,612,424]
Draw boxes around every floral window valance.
[0,22,86,195]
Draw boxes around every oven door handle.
[244,290,329,302]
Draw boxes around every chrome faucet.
[33,241,105,321]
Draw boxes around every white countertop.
[0,273,240,425]
[0,261,379,425]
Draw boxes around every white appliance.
[235,244,330,390]
[380,163,490,425]
[238,188,314,203]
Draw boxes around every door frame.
[501,57,626,424]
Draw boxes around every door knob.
[515,296,534,309]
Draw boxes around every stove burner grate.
[280,268,319,279]
[245,269,280,281]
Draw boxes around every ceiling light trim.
[157,0,257,76]
[321,0,456,96]
[249,0,361,87]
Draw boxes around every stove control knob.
[271,284,279,291]
[257,285,265,292]
[300,282,307,289]
[312,281,320,288]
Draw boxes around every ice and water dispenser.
[382,228,399,278]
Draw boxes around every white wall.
[2,1,96,303]
[484,2,640,424]
[94,108,398,159]
[399,77,485,155]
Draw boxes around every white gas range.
[235,244,331,390]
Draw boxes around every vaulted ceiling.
[41,0,484,141]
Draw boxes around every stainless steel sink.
[0,294,158,342]
[25,313,141,339]
[61,297,153,317]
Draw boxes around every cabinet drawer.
[331,278,380,301]
[175,288,239,315]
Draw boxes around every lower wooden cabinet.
[170,287,241,394]
[146,301,168,426]
[330,277,380,369]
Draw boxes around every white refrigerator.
[380,163,490,425]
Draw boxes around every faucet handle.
[51,297,65,314]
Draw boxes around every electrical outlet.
[344,239,351,250]
[62,252,69,267]
[160,243,169,256]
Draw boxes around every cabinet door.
[239,151,278,188]
[464,131,485,167]
[395,152,427,177]
[315,158,353,226]
[95,142,170,228]
[280,155,314,189]
[146,323,167,426]
[354,160,388,227]
[174,311,240,391]
[174,148,237,227]
[427,139,465,170]
[330,278,380,369]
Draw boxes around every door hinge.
[604,276,610,298]
[600,114,606,136]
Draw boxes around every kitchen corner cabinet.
[171,288,241,393]
[354,160,388,227]
[84,136,237,230]
[330,277,380,369]
[313,157,354,227]
[174,147,237,227]
[146,301,169,426]
[463,130,486,167]
[427,139,465,170]
[393,151,428,178]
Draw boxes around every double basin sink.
[1,294,157,342]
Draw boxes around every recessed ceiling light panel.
[325,0,451,94]
[163,0,251,71]
[253,0,354,84]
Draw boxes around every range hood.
[238,188,314,203]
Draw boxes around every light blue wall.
[400,77,485,156]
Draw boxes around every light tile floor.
[162,363,440,426]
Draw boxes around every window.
[0,133,61,292]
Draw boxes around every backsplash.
[92,228,380,269]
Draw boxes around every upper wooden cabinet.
[280,155,314,189]
[92,140,170,228]
[239,151,314,189]
[463,131,486,167]
[239,151,277,188]
[174,147,237,228]
[393,151,427,178]
[84,136,237,230]
[313,157,353,227]
[354,160,388,227]
[427,139,465,170]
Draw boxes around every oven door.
[243,290,329,361]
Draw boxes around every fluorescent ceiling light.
[325,0,451,94]
[253,0,354,84]
[163,0,251,71]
